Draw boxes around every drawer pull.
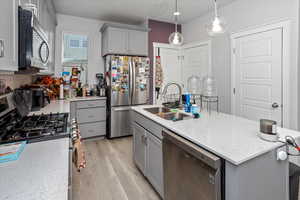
[88,130,95,133]
[88,115,94,118]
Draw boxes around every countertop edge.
[68,97,107,102]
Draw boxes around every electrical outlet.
[0,79,6,95]
[0,40,4,58]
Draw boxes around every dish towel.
[155,56,163,99]
[73,134,86,172]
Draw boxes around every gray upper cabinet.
[106,27,128,55]
[101,24,148,57]
[128,30,148,56]
[0,0,18,72]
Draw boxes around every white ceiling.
[53,0,236,24]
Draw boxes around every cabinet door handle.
[141,135,144,143]
[141,135,147,145]
[272,102,279,109]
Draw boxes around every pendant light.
[169,0,184,46]
[206,0,227,36]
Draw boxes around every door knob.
[272,103,279,108]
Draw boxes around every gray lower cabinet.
[132,111,164,198]
[225,150,288,200]
[146,131,164,197]
[133,122,147,175]
[70,99,107,139]
[77,107,106,124]
[78,122,106,138]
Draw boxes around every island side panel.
[225,149,289,200]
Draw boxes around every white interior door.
[182,44,210,93]
[233,28,283,124]
[159,48,182,89]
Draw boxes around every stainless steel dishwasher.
[163,130,223,200]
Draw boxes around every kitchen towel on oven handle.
[155,56,163,99]
[72,133,86,172]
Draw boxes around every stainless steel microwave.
[18,7,49,70]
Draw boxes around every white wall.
[55,14,104,83]
[182,0,299,130]
[298,0,300,134]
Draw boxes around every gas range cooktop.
[0,111,69,144]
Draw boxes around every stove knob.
[72,130,78,138]
[71,121,77,126]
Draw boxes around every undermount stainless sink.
[157,112,191,121]
[144,107,171,114]
[144,107,192,121]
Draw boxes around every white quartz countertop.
[0,138,69,200]
[29,100,70,115]
[132,105,300,165]
[29,96,106,115]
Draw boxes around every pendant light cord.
[214,0,218,17]
[175,0,178,32]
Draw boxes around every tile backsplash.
[0,74,32,89]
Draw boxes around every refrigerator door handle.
[131,59,136,104]
[129,58,133,105]
[113,106,132,111]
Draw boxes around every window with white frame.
[69,39,80,48]
[62,33,88,64]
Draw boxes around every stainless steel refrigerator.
[105,55,150,138]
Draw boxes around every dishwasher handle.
[162,129,221,170]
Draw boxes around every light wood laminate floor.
[72,137,161,200]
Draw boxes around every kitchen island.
[0,138,70,200]
[131,105,300,200]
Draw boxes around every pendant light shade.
[169,0,183,46]
[168,32,183,46]
[206,0,227,36]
